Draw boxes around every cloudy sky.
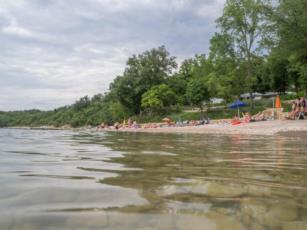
[0,0,225,111]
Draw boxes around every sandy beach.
[115,120,307,136]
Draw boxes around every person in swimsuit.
[300,97,307,113]
[298,97,306,119]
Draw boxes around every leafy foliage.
[110,46,177,114]
[141,84,177,114]
[186,78,210,111]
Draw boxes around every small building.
[240,92,263,100]
[262,92,279,98]
[210,98,225,104]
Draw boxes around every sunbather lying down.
[251,112,265,122]
[231,112,265,125]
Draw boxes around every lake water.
[1,129,307,230]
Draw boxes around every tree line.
[0,0,306,127]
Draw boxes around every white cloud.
[2,25,33,37]
[0,0,225,111]
[195,0,225,19]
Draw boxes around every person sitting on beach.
[132,121,139,128]
[286,101,298,120]
[242,112,251,123]
[251,112,265,122]
[114,122,120,130]
[190,120,198,126]
[298,97,306,120]
[144,123,158,129]
[127,118,133,128]
[200,116,210,125]
[96,122,105,131]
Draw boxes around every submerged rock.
[160,181,246,198]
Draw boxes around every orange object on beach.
[231,120,241,125]
[275,95,281,108]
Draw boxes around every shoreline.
[112,120,307,136]
[2,120,307,136]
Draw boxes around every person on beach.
[201,116,210,125]
[96,122,106,131]
[300,97,306,112]
[295,98,301,112]
[242,112,251,123]
[287,99,300,120]
[127,118,133,128]
[285,100,298,120]
[114,122,120,130]
[251,112,265,122]
[132,121,139,128]
[291,100,297,117]
[298,97,306,119]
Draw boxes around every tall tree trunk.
[247,54,254,111]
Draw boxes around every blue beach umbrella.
[229,100,247,117]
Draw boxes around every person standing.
[298,97,306,119]
[301,97,307,113]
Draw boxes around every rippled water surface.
[1,129,307,230]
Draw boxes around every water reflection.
[0,129,307,229]
[98,132,307,229]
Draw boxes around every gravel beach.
[114,120,307,136]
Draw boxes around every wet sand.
[115,120,307,136]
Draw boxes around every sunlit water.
[1,128,307,230]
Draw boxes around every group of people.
[231,110,269,125]
[96,97,307,131]
[143,117,210,129]
[289,97,307,120]
[175,117,210,127]
[96,117,211,131]
[96,118,144,131]
[231,112,252,125]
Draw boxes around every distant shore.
[113,120,307,136]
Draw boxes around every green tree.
[166,74,188,105]
[273,0,307,94]
[73,95,90,111]
[111,46,177,114]
[209,33,239,102]
[141,84,177,114]
[185,78,210,113]
[217,0,271,107]
[268,57,290,93]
